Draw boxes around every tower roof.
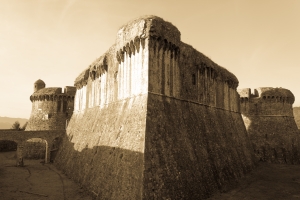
[34,79,45,85]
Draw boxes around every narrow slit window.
[192,74,196,85]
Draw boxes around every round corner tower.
[238,87,300,164]
[26,79,76,131]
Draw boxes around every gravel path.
[0,151,93,200]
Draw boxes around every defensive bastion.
[53,15,255,199]
[238,87,300,164]
[15,80,76,162]
[26,79,76,131]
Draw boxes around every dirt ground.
[0,151,93,200]
[209,162,300,200]
[2,151,300,200]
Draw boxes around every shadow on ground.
[0,151,93,200]
[209,161,300,200]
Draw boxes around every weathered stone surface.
[22,139,46,159]
[55,94,147,199]
[238,87,300,164]
[144,93,253,199]
[53,15,255,199]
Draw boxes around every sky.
[0,0,299,118]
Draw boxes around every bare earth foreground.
[1,151,300,200]
[0,151,93,200]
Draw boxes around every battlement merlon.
[30,87,76,102]
[64,86,76,96]
[238,87,295,104]
[237,88,251,98]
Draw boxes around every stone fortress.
[1,15,299,199]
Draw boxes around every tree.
[11,121,20,130]
[21,122,28,130]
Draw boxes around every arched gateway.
[0,130,64,163]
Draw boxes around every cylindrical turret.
[34,79,46,92]
[26,82,76,131]
[238,87,300,164]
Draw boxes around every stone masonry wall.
[245,116,300,164]
[239,87,300,164]
[26,100,67,130]
[143,93,254,199]
[22,140,46,159]
[54,16,255,199]
[54,94,147,199]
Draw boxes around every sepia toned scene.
[1,1,300,199]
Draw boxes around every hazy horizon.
[1,0,299,118]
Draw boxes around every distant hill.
[293,107,300,129]
[0,117,28,129]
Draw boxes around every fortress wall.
[116,38,149,100]
[245,116,300,164]
[239,87,300,163]
[144,36,254,198]
[143,93,254,199]
[148,38,240,113]
[54,94,147,199]
[54,16,255,199]
[26,100,67,130]
[240,99,294,116]
[148,37,180,97]
[55,23,151,199]
[73,38,149,113]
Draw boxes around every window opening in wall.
[92,71,96,80]
[192,74,196,85]
[63,101,67,112]
[57,100,61,112]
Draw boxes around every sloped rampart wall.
[143,93,254,199]
[54,94,147,199]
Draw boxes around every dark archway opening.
[50,137,61,163]
[0,140,17,152]
[0,140,18,167]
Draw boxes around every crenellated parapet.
[72,15,241,113]
[116,37,145,63]
[238,87,295,116]
[238,87,300,164]
[30,88,75,102]
[149,36,180,59]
